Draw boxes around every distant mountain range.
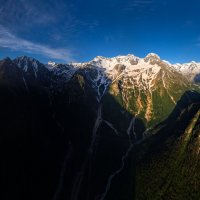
[1,54,200,200]
[7,53,200,127]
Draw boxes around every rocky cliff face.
[63,53,199,127]
[1,54,200,200]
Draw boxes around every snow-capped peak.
[59,53,200,87]
[93,56,108,61]
[86,54,140,72]
[146,53,160,58]
[144,53,161,62]
[92,54,139,62]
[172,61,200,82]
[48,61,57,67]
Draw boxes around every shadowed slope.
[134,91,200,200]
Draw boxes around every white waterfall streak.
[89,104,103,152]
[70,104,103,200]
[99,117,136,200]
[53,142,73,200]
[103,120,119,136]
[22,75,29,92]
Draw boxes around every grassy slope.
[135,108,200,200]
[108,72,198,128]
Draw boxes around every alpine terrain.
[1,53,200,200]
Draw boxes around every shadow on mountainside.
[150,90,200,141]
[3,56,200,200]
[131,90,200,200]
[0,58,146,200]
[194,73,200,83]
[132,90,200,159]
[45,64,146,200]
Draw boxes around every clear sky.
[0,0,200,63]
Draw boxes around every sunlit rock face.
[172,61,200,83]
[1,54,200,200]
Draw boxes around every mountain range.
[1,53,200,200]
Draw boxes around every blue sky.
[0,0,200,63]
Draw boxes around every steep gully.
[53,70,145,200]
[99,117,136,200]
